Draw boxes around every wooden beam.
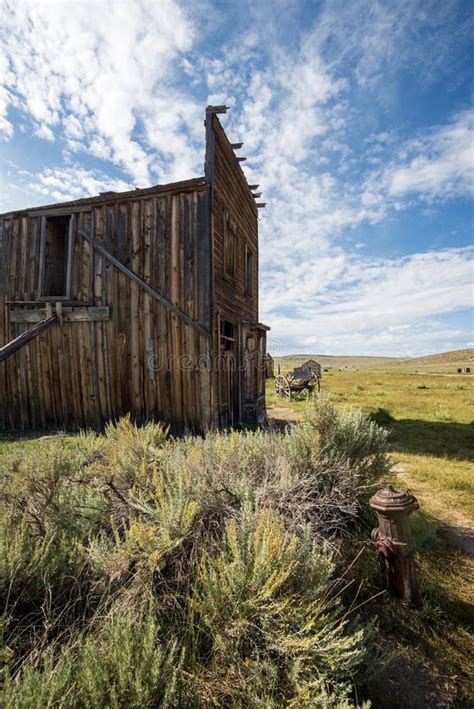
[231,142,243,149]
[206,105,229,114]
[10,306,111,323]
[78,228,210,338]
[252,192,262,198]
[248,184,259,190]
[38,216,46,298]
[0,314,57,363]
[7,300,94,305]
[237,157,247,162]
[256,203,267,208]
[65,214,75,300]
[28,205,94,217]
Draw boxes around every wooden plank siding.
[209,113,258,325]
[206,111,264,426]
[0,110,266,432]
[0,185,212,431]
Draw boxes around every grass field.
[269,360,474,524]
[268,358,474,704]
[0,351,472,705]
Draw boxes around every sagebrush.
[0,398,389,707]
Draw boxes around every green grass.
[268,367,474,704]
[268,368,474,521]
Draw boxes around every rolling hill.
[274,348,474,373]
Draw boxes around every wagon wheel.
[308,374,320,394]
[275,375,291,398]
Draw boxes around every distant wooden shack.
[300,359,322,378]
[0,106,269,431]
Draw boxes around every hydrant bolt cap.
[369,485,419,514]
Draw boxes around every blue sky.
[1,0,473,356]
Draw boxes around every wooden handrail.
[0,313,57,362]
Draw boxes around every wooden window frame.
[38,213,76,301]
[223,210,236,282]
[244,242,255,299]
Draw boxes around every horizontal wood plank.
[10,306,110,323]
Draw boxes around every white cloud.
[1,0,199,183]
[198,9,473,355]
[0,78,13,138]
[387,110,474,199]
[1,0,472,356]
[34,123,54,141]
[10,164,133,206]
[268,322,473,359]
[263,246,474,355]
[302,0,472,89]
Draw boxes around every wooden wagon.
[275,366,320,398]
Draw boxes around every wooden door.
[218,318,238,427]
[241,324,267,424]
[241,326,257,423]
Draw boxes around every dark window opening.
[220,319,235,351]
[223,212,236,279]
[41,215,71,298]
[244,243,254,298]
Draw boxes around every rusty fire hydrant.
[369,486,422,609]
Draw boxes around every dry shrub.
[0,401,389,706]
[188,504,368,706]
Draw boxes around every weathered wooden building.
[300,359,322,378]
[0,107,269,431]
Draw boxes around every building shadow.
[369,409,474,461]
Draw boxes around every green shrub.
[189,505,369,706]
[2,611,182,709]
[306,396,390,481]
[0,407,390,706]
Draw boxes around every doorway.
[218,318,239,427]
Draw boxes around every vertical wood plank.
[38,217,46,299]
[117,203,129,415]
[143,198,154,417]
[0,220,8,428]
[20,217,28,299]
[170,195,182,424]
[93,206,107,420]
[130,201,141,416]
